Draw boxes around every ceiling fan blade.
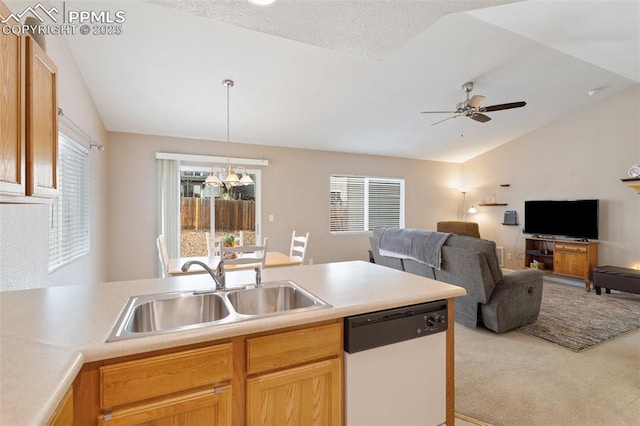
[421,110,457,114]
[431,115,460,125]
[470,113,491,123]
[467,95,485,108]
[481,101,526,112]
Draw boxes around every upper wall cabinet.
[0,1,58,202]
[0,1,25,196]
[26,36,58,197]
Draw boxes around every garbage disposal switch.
[344,300,448,425]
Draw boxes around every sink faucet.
[181,257,227,290]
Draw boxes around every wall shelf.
[621,177,640,194]
[478,203,508,206]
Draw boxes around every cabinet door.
[554,250,588,277]
[98,387,231,426]
[0,3,26,195]
[25,35,57,197]
[246,358,342,426]
[47,387,73,426]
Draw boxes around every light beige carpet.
[455,286,640,426]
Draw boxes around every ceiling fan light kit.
[421,81,526,127]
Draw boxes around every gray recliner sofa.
[370,228,543,333]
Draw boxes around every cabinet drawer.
[100,344,232,409]
[247,323,342,375]
[555,244,587,254]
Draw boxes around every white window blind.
[330,175,404,233]
[49,132,90,272]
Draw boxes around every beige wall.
[106,132,461,281]
[462,84,640,270]
[0,14,108,290]
[107,85,640,282]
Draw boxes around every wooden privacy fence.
[181,198,255,232]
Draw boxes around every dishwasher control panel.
[344,300,447,353]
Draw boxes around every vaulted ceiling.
[57,0,639,162]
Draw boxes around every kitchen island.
[0,261,465,425]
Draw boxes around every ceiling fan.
[421,82,526,125]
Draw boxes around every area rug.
[516,281,640,351]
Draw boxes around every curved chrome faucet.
[181,258,226,290]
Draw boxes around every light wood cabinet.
[0,0,57,201]
[99,345,232,409]
[525,237,598,291]
[26,35,58,197]
[246,359,341,426]
[245,322,343,426]
[0,1,26,196]
[74,343,233,426]
[48,387,73,426]
[72,321,343,426]
[97,388,231,426]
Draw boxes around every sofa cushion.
[403,259,436,279]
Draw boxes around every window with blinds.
[49,132,90,272]
[330,175,404,233]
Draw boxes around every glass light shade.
[225,171,240,187]
[205,174,221,186]
[248,0,275,5]
[239,174,254,185]
[468,206,477,214]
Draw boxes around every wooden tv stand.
[524,237,598,291]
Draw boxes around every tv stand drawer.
[555,243,587,254]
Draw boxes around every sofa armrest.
[502,269,544,285]
[502,269,544,286]
[480,269,544,333]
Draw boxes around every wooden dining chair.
[205,232,223,257]
[289,231,309,263]
[221,237,268,269]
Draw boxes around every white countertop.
[0,261,465,425]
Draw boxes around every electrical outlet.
[507,253,512,261]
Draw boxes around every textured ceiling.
[39,0,640,162]
[145,0,520,60]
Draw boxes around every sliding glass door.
[179,165,261,257]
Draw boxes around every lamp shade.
[239,174,254,185]
[225,170,240,187]
[468,206,477,214]
[205,174,222,186]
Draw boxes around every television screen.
[524,200,599,240]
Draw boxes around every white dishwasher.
[344,300,448,426]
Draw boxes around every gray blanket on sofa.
[376,227,451,269]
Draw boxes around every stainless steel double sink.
[106,280,330,342]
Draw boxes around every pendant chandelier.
[205,79,254,188]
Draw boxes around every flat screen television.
[524,199,599,240]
